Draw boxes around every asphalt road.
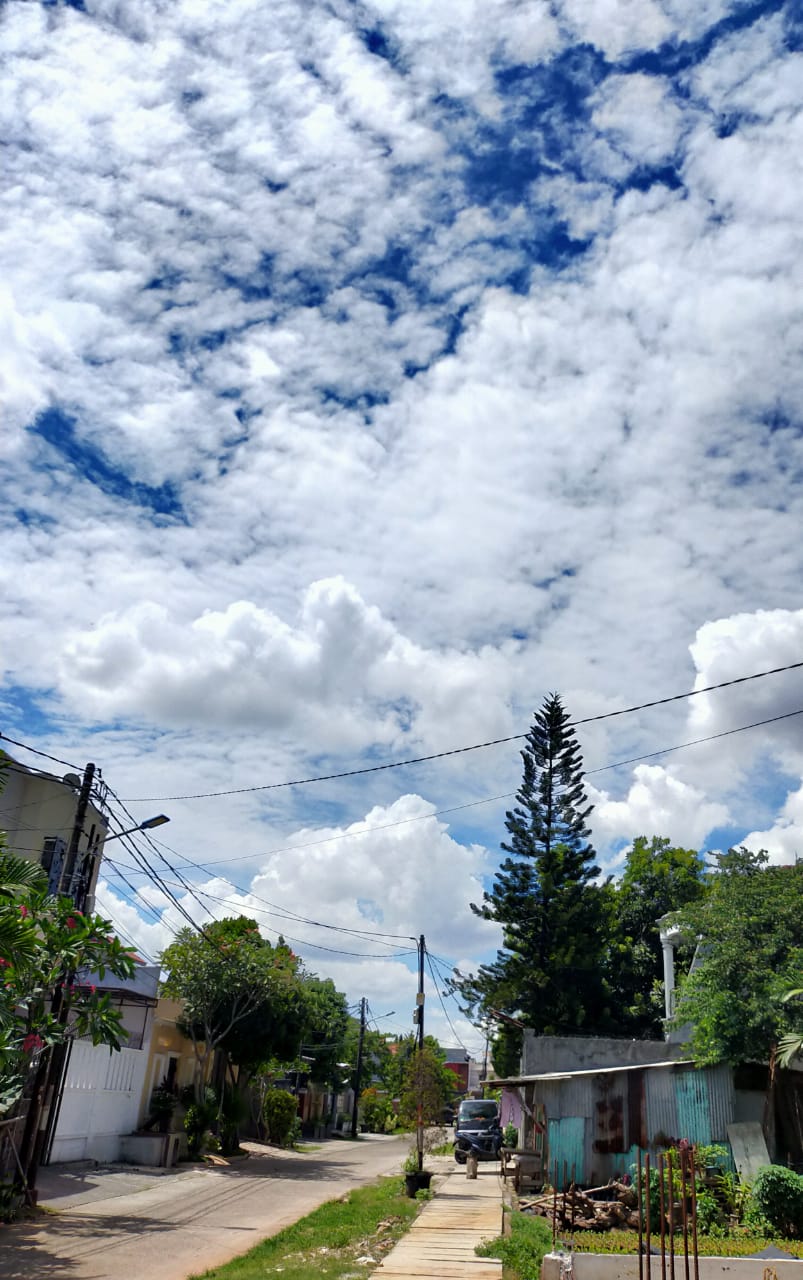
[0,1135,410,1280]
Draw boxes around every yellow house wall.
[139,998,212,1125]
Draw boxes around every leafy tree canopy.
[670,847,803,1065]
[161,917,309,1090]
[605,836,708,1037]
[399,1044,457,1125]
[0,841,135,1115]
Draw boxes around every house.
[47,961,160,1164]
[0,754,109,908]
[495,1032,803,1188]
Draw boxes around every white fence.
[50,1038,150,1164]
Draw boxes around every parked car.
[453,1098,501,1164]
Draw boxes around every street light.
[102,814,170,844]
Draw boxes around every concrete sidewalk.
[0,1134,407,1280]
[373,1164,504,1279]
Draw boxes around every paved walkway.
[374,1164,504,1279]
[0,1135,407,1280]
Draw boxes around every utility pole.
[16,762,95,1202]
[350,997,366,1139]
[415,933,425,1170]
[59,762,95,902]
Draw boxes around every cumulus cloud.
[94,792,499,1051]
[4,0,803,1023]
[58,576,521,755]
[590,765,729,854]
[739,783,803,867]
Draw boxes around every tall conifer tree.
[458,693,611,1040]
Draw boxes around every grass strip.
[189,1174,419,1280]
[476,1211,553,1279]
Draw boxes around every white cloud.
[4,0,803,1031]
[590,765,729,853]
[739,782,803,867]
[95,792,500,1050]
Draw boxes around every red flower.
[89,985,96,994]
[66,916,77,929]
[19,905,29,919]
[22,1033,43,1054]
[0,958,8,968]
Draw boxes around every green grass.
[189,1175,419,1279]
[429,1141,455,1156]
[476,1210,553,1279]
[567,1228,803,1258]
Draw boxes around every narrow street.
[0,1135,408,1280]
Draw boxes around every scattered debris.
[520,1180,642,1232]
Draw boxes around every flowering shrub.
[0,845,135,1116]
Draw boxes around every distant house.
[442,1048,471,1093]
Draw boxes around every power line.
[119,659,803,802]
[108,703,803,882]
[425,948,469,1057]
[106,850,417,948]
[98,863,418,959]
[0,732,81,773]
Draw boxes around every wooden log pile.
[519,1180,641,1232]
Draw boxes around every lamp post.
[103,814,171,844]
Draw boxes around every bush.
[262,1087,298,1146]
[477,1211,553,1276]
[503,1122,519,1148]
[749,1166,803,1238]
[183,1086,218,1156]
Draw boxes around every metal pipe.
[659,1154,667,1280]
[689,1147,700,1280]
[637,1148,644,1280]
[680,1149,690,1280]
[667,1150,675,1280]
[645,1151,652,1280]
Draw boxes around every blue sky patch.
[30,408,185,520]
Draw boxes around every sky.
[2,0,803,1059]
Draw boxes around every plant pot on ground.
[405,1170,433,1198]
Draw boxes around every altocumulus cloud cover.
[2,0,803,1049]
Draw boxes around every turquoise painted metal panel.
[547,1116,585,1188]
[675,1070,712,1145]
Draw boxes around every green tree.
[0,842,135,1115]
[670,847,803,1064]
[300,975,350,1089]
[779,988,803,1067]
[607,836,708,1036]
[399,1045,456,1125]
[456,693,611,1036]
[160,917,308,1096]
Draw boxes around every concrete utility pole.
[350,997,367,1139]
[416,933,425,1170]
[17,762,95,1201]
[59,762,95,902]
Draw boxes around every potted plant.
[403,1149,433,1197]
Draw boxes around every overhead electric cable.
[99,868,418,959]
[110,704,803,879]
[0,731,81,772]
[105,851,416,948]
[425,948,469,1055]
[120,659,803,801]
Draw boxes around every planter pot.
[404,1170,433,1198]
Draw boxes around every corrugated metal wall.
[532,1064,738,1188]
